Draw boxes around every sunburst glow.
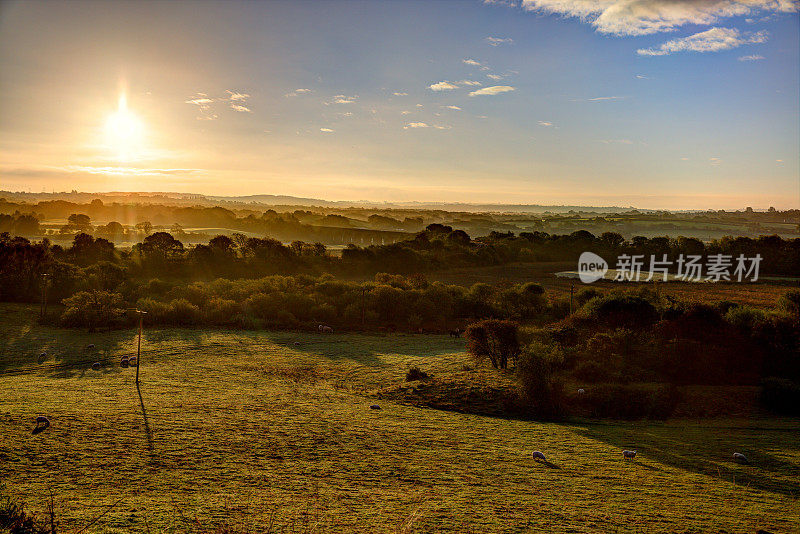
[104,93,144,161]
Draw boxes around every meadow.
[1,304,799,532]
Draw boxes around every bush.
[777,289,800,318]
[464,319,521,369]
[517,343,564,419]
[760,377,800,415]
[574,360,611,383]
[61,290,125,330]
[405,367,429,381]
[583,294,658,328]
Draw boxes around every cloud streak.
[637,27,768,56]
[468,85,516,96]
[486,36,514,46]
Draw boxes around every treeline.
[59,273,551,333]
[2,226,800,305]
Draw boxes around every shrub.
[725,305,767,332]
[777,289,800,318]
[574,360,611,383]
[464,319,521,369]
[61,290,125,330]
[516,343,564,419]
[405,367,429,381]
[166,299,202,326]
[583,294,658,328]
[760,377,800,415]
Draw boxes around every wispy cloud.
[600,139,633,144]
[286,88,312,97]
[739,54,765,60]
[485,36,514,46]
[330,94,358,104]
[404,122,429,129]
[635,74,650,79]
[392,92,409,96]
[487,74,505,80]
[637,27,768,56]
[463,58,490,70]
[579,96,626,102]
[320,128,335,133]
[429,80,482,91]
[429,81,460,91]
[538,120,553,127]
[710,157,722,165]
[185,90,252,119]
[468,85,516,96]
[444,105,462,110]
[519,0,797,36]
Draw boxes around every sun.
[104,93,144,161]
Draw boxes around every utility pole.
[135,310,147,384]
[40,273,48,319]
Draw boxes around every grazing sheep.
[318,324,324,332]
[449,328,462,339]
[294,341,301,346]
[91,362,101,370]
[32,415,50,434]
[733,452,749,464]
[532,451,546,462]
[369,404,381,410]
[623,450,637,459]
[86,344,95,350]
[128,357,137,366]
[577,388,585,395]
[38,352,47,363]
[120,358,129,368]
[321,326,333,334]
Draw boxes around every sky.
[0,0,798,210]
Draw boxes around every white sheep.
[623,450,637,459]
[532,451,546,462]
[322,326,333,334]
[577,388,585,395]
[733,452,749,464]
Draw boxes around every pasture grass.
[1,303,798,532]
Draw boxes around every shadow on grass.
[136,381,155,453]
[572,422,800,497]
[282,332,463,368]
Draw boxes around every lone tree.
[464,319,521,369]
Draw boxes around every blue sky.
[0,0,798,209]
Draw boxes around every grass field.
[1,303,799,532]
